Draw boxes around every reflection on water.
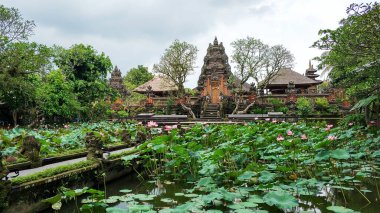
[59,172,380,213]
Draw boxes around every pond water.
[58,172,380,213]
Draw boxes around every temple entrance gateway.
[197,37,233,117]
[211,81,220,104]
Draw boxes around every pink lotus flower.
[348,122,354,126]
[64,124,69,129]
[254,117,258,120]
[265,118,270,121]
[287,130,294,136]
[147,121,158,128]
[163,125,177,132]
[277,134,284,141]
[164,125,172,131]
[301,134,308,140]
[99,131,105,137]
[272,119,277,123]
[327,124,333,128]
[327,135,337,140]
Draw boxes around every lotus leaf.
[326,206,358,213]
[263,191,298,209]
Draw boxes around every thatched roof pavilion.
[263,68,322,94]
[133,76,178,96]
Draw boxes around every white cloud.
[2,0,372,88]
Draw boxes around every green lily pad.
[263,190,298,209]
[237,171,257,181]
[259,171,276,183]
[160,198,174,203]
[330,149,350,160]
[106,207,126,213]
[184,193,199,198]
[247,195,264,203]
[119,189,132,193]
[326,206,358,213]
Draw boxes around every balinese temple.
[305,60,319,80]
[264,64,322,94]
[197,37,237,104]
[133,76,177,97]
[109,66,129,98]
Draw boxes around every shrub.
[117,110,129,118]
[296,97,312,117]
[338,113,366,127]
[314,97,329,111]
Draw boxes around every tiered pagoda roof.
[197,37,232,90]
[109,66,129,97]
[305,60,319,80]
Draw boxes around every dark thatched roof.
[264,68,322,87]
[133,76,177,93]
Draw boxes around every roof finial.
[213,36,218,45]
[308,60,312,69]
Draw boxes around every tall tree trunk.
[232,95,242,114]
[11,110,17,126]
[237,101,256,114]
[180,103,196,119]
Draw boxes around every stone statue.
[134,130,146,145]
[20,136,41,168]
[85,132,104,161]
[120,130,132,146]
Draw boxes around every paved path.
[8,148,133,179]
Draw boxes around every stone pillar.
[20,135,41,168]
[134,130,147,145]
[0,152,11,210]
[85,132,104,161]
[120,130,132,146]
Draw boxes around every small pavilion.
[133,76,177,97]
[264,63,322,94]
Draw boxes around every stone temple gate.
[197,37,233,104]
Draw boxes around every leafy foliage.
[296,97,312,117]
[123,65,153,89]
[153,39,198,96]
[313,3,380,100]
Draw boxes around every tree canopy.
[153,40,198,96]
[313,2,380,100]
[124,65,153,89]
[54,44,113,107]
[230,36,294,114]
[0,5,35,43]
[231,36,294,92]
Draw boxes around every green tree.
[230,36,294,114]
[124,65,153,89]
[0,42,52,125]
[313,3,380,121]
[54,44,113,117]
[153,39,198,118]
[153,39,198,96]
[0,5,35,43]
[36,70,81,121]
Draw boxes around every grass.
[107,147,139,160]
[11,160,97,186]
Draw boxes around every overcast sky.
[1,0,371,88]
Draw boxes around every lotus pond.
[51,121,380,212]
[0,121,145,164]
